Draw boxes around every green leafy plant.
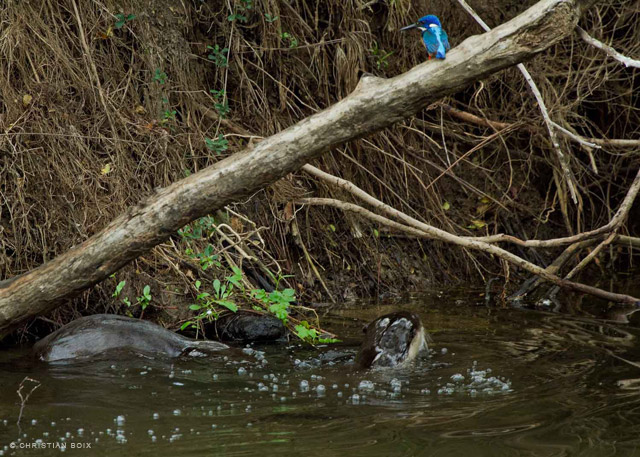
[207,45,229,67]
[228,0,252,22]
[194,244,221,270]
[136,285,152,311]
[178,215,217,240]
[264,13,278,23]
[153,69,167,84]
[369,41,393,70]
[205,135,229,155]
[294,320,340,344]
[181,268,243,330]
[113,280,126,298]
[162,110,177,123]
[209,89,230,118]
[114,13,135,29]
[280,32,298,48]
[251,287,296,323]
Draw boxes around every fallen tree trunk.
[0,0,597,338]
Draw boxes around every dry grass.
[0,0,638,331]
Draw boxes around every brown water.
[1,291,640,456]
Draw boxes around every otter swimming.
[355,311,427,369]
[33,314,228,362]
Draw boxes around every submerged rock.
[33,314,228,362]
[208,311,285,343]
[355,311,428,369]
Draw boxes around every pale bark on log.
[0,0,597,338]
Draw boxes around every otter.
[355,311,427,369]
[33,314,228,362]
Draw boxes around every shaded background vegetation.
[0,0,638,336]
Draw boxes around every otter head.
[355,311,428,369]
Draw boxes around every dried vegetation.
[0,0,638,333]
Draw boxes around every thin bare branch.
[577,26,640,69]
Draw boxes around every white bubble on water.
[358,380,375,392]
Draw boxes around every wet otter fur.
[355,312,427,369]
[33,314,228,362]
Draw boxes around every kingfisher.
[400,15,450,60]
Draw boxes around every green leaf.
[189,304,201,310]
[318,338,341,343]
[252,289,266,300]
[205,135,229,154]
[268,302,289,322]
[294,324,318,342]
[213,279,221,296]
[216,300,238,312]
[153,69,167,84]
[467,219,487,230]
[113,280,126,298]
[180,321,194,331]
[442,201,450,211]
[114,13,125,28]
[282,288,295,298]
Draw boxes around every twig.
[454,0,579,204]
[16,377,41,432]
[587,138,640,148]
[438,103,526,131]
[551,121,601,149]
[577,26,640,69]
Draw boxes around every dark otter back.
[33,314,227,362]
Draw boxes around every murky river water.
[1,290,640,456]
